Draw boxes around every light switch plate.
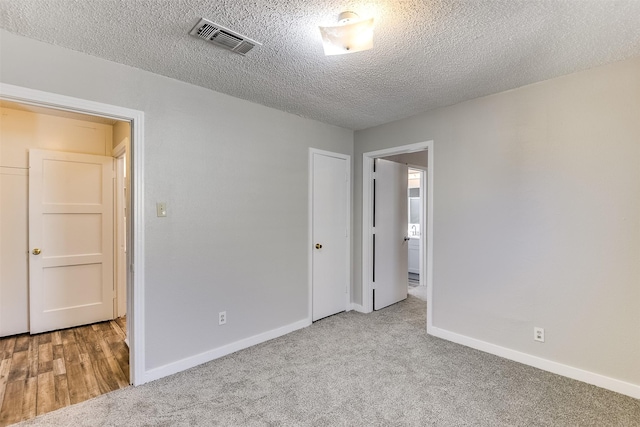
[156,202,167,217]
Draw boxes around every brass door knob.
[315,244,323,249]
[32,248,41,255]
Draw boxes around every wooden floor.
[0,317,129,426]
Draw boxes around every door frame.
[362,141,434,329]
[0,83,146,386]
[308,148,351,323]
[407,166,427,288]
[113,139,128,321]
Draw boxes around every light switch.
[156,202,167,217]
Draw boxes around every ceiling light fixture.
[318,11,374,56]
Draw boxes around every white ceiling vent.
[189,18,261,56]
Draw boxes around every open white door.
[29,149,114,334]
[312,151,349,321]
[373,159,408,310]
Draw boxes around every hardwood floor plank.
[27,337,39,379]
[106,336,130,380]
[75,326,103,362]
[115,316,126,331]
[21,377,37,421]
[51,332,62,346]
[52,344,64,363]
[52,358,66,376]
[60,329,76,345]
[105,321,122,338]
[37,333,52,345]
[92,358,120,394]
[0,379,24,426]
[53,375,71,410]
[92,323,117,343]
[62,341,81,365]
[65,363,89,405]
[106,357,129,389]
[52,344,65,376]
[112,319,126,340]
[7,352,28,383]
[97,334,115,360]
[113,328,126,341]
[36,371,54,416]
[79,354,101,398]
[38,342,53,374]
[14,336,29,353]
[0,337,16,360]
[72,329,88,358]
[0,359,13,418]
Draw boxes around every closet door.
[29,149,114,334]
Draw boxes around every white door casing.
[29,149,114,334]
[373,159,408,310]
[115,155,126,318]
[311,150,350,322]
[113,139,129,319]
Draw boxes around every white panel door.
[29,149,114,334]
[312,152,349,321]
[374,159,408,310]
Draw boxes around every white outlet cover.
[534,327,545,342]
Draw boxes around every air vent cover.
[189,18,261,56]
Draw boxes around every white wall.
[354,57,640,388]
[0,106,113,336]
[0,30,353,371]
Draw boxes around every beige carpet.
[17,296,640,426]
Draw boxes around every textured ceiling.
[1,1,640,130]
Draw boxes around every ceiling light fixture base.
[318,11,374,56]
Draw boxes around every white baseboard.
[348,303,366,313]
[143,318,311,384]
[428,325,640,400]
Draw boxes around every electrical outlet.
[219,311,227,325]
[534,327,545,342]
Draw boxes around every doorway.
[0,82,146,386]
[406,167,427,301]
[361,141,434,326]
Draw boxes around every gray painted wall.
[0,31,353,370]
[354,57,640,385]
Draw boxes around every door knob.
[315,244,323,249]
[32,248,41,255]
[403,236,410,242]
